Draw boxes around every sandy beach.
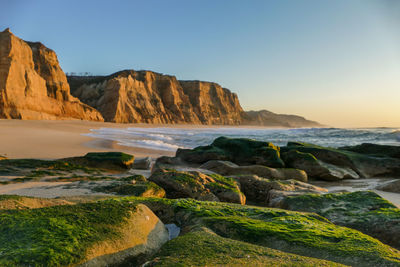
[0,119,177,159]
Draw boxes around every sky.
[1,0,400,127]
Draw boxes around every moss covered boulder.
[232,174,327,207]
[281,191,400,250]
[340,143,400,159]
[176,136,284,168]
[64,152,135,170]
[200,160,308,182]
[147,227,344,267]
[282,142,400,178]
[0,200,168,266]
[149,169,246,204]
[0,195,72,210]
[135,197,400,267]
[94,175,166,198]
[281,150,359,180]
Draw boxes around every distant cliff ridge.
[0,28,321,127]
[0,29,103,121]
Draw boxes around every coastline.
[0,119,303,159]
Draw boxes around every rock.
[282,142,400,178]
[340,143,400,159]
[147,227,341,266]
[177,136,284,168]
[68,71,243,124]
[64,152,134,170]
[200,160,307,182]
[94,175,166,198]
[148,169,245,204]
[242,109,322,128]
[232,174,327,206]
[282,150,359,181]
[138,198,400,267]
[133,157,152,170]
[281,191,400,250]
[0,29,103,121]
[376,179,400,193]
[0,195,72,210]
[0,201,169,266]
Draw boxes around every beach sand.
[0,119,176,159]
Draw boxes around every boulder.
[138,198,400,267]
[376,179,400,193]
[0,201,169,266]
[133,157,152,170]
[148,169,245,204]
[282,142,400,178]
[282,150,359,180]
[281,191,400,250]
[232,174,327,207]
[94,175,166,198]
[177,136,284,168]
[64,152,134,170]
[340,143,400,159]
[200,160,307,182]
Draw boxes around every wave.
[84,127,400,152]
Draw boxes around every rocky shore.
[0,138,400,266]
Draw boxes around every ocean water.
[85,127,400,152]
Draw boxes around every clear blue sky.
[2,0,400,127]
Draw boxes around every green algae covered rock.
[281,190,400,250]
[0,200,168,266]
[176,136,284,168]
[149,169,246,204]
[64,152,135,170]
[282,142,400,178]
[134,197,400,267]
[148,227,345,267]
[340,143,400,159]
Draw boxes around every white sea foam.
[84,127,400,152]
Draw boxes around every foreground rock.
[282,142,400,178]
[200,160,307,182]
[149,169,245,204]
[281,191,400,250]
[177,136,284,168]
[137,197,400,267]
[64,152,134,170]
[340,143,400,159]
[377,180,400,193]
[231,174,327,207]
[281,150,359,181]
[0,195,72,210]
[0,201,169,266]
[93,175,166,198]
[0,29,103,121]
[147,227,343,266]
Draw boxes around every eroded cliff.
[0,29,103,121]
[69,71,244,124]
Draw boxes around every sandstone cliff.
[69,71,244,124]
[0,28,103,121]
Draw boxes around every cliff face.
[243,110,321,128]
[0,29,103,121]
[69,71,244,124]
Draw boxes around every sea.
[85,127,400,152]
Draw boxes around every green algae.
[150,228,345,267]
[0,200,137,266]
[128,197,400,266]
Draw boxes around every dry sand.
[0,119,176,159]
